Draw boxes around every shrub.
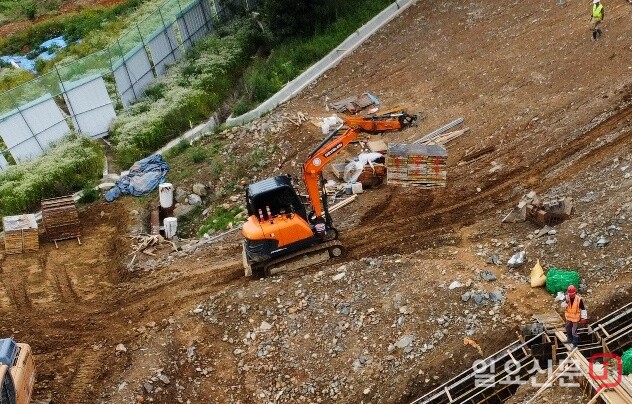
[190,148,207,164]
[22,1,36,21]
[235,0,393,113]
[0,135,104,218]
[78,186,100,204]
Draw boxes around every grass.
[234,0,394,113]
[197,206,243,236]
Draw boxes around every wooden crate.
[41,196,81,245]
[3,214,39,254]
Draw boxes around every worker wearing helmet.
[562,285,587,347]
[590,0,604,41]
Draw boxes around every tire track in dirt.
[346,101,632,258]
[116,259,244,314]
[52,266,80,303]
[6,283,32,310]
[64,350,105,404]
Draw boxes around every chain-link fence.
[0,0,254,170]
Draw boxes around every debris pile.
[327,92,380,114]
[502,191,574,225]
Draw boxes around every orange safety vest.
[565,295,582,322]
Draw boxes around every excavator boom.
[303,111,418,219]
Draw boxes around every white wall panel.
[0,153,9,171]
[113,45,156,108]
[0,95,70,162]
[148,25,180,76]
[62,75,116,139]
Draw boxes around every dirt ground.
[1,0,632,403]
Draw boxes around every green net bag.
[545,268,580,295]
[623,348,632,375]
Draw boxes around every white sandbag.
[343,153,384,182]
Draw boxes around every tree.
[261,0,342,41]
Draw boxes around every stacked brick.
[386,143,448,187]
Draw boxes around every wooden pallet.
[41,196,81,247]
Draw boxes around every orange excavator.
[242,110,417,276]
[0,338,35,404]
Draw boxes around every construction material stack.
[41,195,81,246]
[386,143,447,187]
[2,214,39,254]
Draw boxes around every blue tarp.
[1,55,36,72]
[104,154,169,202]
[1,36,68,73]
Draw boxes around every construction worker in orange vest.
[590,0,604,40]
[562,285,588,347]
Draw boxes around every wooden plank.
[329,195,357,213]
[367,139,388,153]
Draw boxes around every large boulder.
[192,183,207,197]
[174,204,196,218]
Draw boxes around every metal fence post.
[137,23,158,79]
[107,46,125,110]
[117,38,139,104]
[15,104,45,157]
[176,0,193,49]
[158,7,178,63]
[55,65,83,134]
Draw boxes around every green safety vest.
[592,4,604,20]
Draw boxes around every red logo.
[589,353,622,392]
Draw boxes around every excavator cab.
[245,176,307,221]
[0,338,35,404]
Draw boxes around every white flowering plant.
[0,134,104,218]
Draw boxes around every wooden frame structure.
[41,196,81,248]
[2,214,39,254]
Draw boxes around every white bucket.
[164,217,178,239]
[159,183,174,208]
[351,182,363,194]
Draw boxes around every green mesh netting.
[623,348,632,375]
[545,268,580,295]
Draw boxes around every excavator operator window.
[0,373,15,404]
[252,187,306,220]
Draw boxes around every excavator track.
[245,240,345,277]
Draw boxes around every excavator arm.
[302,111,418,220]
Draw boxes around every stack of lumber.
[3,214,39,254]
[386,143,448,188]
[41,196,81,242]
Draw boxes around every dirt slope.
[1,0,631,403]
